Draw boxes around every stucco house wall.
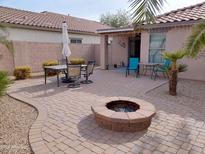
[108,36,128,67]
[0,27,101,73]
[140,26,205,81]
[0,44,14,72]
[166,27,205,81]
[140,31,150,63]
[7,28,101,44]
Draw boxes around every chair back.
[87,61,95,75]
[58,59,67,65]
[67,65,81,78]
[88,60,95,65]
[163,59,171,68]
[128,58,139,69]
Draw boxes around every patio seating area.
[44,60,95,87]
[7,70,205,154]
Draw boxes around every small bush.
[42,60,58,67]
[42,60,58,76]
[70,58,85,65]
[14,66,31,80]
[0,71,10,97]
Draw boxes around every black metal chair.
[67,65,81,88]
[58,59,67,65]
[81,61,95,84]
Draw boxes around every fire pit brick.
[91,97,156,132]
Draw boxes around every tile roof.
[0,6,111,34]
[98,2,205,34]
[152,1,205,24]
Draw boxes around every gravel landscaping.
[147,79,205,116]
[0,95,37,154]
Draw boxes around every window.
[70,38,82,44]
[149,33,166,63]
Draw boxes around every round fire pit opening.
[91,97,156,132]
[106,100,140,112]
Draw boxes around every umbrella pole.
[65,56,69,80]
[66,56,68,65]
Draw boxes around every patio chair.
[126,57,139,77]
[81,61,95,84]
[58,59,67,65]
[67,65,81,88]
[153,59,171,80]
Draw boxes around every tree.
[186,22,205,57]
[0,24,12,97]
[162,50,187,96]
[100,10,131,28]
[0,24,14,54]
[129,0,166,24]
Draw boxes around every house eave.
[97,27,134,34]
[138,19,203,29]
[97,19,204,35]
[0,22,99,36]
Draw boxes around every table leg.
[57,71,60,87]
[44,68,47,84]
[151,66,154,79]
[151,65,156,79]
[140,65,144,76]
[144,65,147,76]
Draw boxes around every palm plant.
[0,24,14,54]
[186,22,205,57]
[129,0,166,24]
[0,24,13,97]
[0,71,10,97]
[162,50,187,96]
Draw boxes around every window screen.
[149,33,166,63]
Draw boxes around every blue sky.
[1,0,205,21]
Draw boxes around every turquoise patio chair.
[154,59,171,79]
[126,58,139,77]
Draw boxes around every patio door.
[128,36,141,59]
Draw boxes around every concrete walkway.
[8,70,205,154]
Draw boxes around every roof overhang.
[142,19,202,29]
[97,27,134,34]
[0,22,99,36]
[97,19,203,35]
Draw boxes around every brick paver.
[8,70,205,154]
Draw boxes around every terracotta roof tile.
[97,2,205,34]
[0,6,111,34]
[154,1,205,24]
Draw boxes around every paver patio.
[7,70,205,154]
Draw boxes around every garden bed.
[0,96,37,154]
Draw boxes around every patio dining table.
[139,62,161,79]
[44,64,87,87]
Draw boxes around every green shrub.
[14,66,31,80]
[42,60,58,76]
[0,71,10,97]
[42,60,58,67]
[70,58,85,65]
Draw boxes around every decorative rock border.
[91,97,156,132]
[8,92,52,154]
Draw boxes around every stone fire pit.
[91,97,156,132]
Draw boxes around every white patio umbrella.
[62,21,71,63]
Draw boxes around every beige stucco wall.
[140,31,150,63]
[108,36,128,67]
[7,27,100,44]
[0,27,101,74]
[140,26,205,81]
[166,27,205,81]
[12,41,99,73]
[0,44,14,73]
